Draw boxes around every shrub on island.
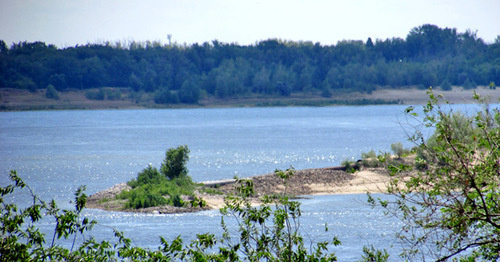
[118,145,198,209]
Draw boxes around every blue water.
[0,104,488,260]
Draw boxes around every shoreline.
[2,86,498,111]
[86,166,391,214]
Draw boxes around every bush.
[390,142,409,159]
[120,174,196,209]
[127,165,162,188]
[462,77,477,89]
[439,79,452,91]
[121,185,168,209]
[105,88,121,100]
[171,195,184,207]
[361,149,382,168]
[15,76,37,92]
[45,84,60,100]
[321,87,333,98]
[341,159,359,173]
[154,88,179,104]
[119,146,196,209]
[85,88,105,100]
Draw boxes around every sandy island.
[87,166,391,214]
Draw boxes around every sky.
[1,0,499,48]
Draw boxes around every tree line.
[1,24,499,104]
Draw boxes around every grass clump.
[360,149,382,168]
[341,159,360,173]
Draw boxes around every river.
[0,104,486,260]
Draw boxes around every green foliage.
[358,245,390,262]
[440,79,452,91]
[321,86,333,98]
[127,164,162,188]
[415,111,479,168]
[201,187,224,195]
[179,78,201,104]
[341,159,360,173]
[119,184,169,209]
[0,170,102,261]
[161,145,190,180]
[45,84,60,100]
[154,88,179,104]
[120,168,196,209]
[390,142,409,159]
[218,167,341,261]
[0,171,202,261]
[1,168,349,261]
[14,76,37,92]
[189,196,207,208]
[462,77,477,89]
[2,25,498,101]
[118,146,195,209]
[105,88,121,100]
[85,88,105,100]
[371,88,500,261]
[360,149,384,168]
[171,195,184,207]
[84,88,121,101]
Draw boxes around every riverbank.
[2,86,498,111]
[86,166,391,214]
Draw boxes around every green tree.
[160,145,190,179]
[369,89,500,261]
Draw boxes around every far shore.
[2,86,499,111]
[86,166,392,214]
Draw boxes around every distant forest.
[1,24,499,104]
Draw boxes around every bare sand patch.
[307,170,389,195]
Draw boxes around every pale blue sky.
[1,0,498,47]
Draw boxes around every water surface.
[1,104,487,260]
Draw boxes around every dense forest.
[0,24,499,104]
